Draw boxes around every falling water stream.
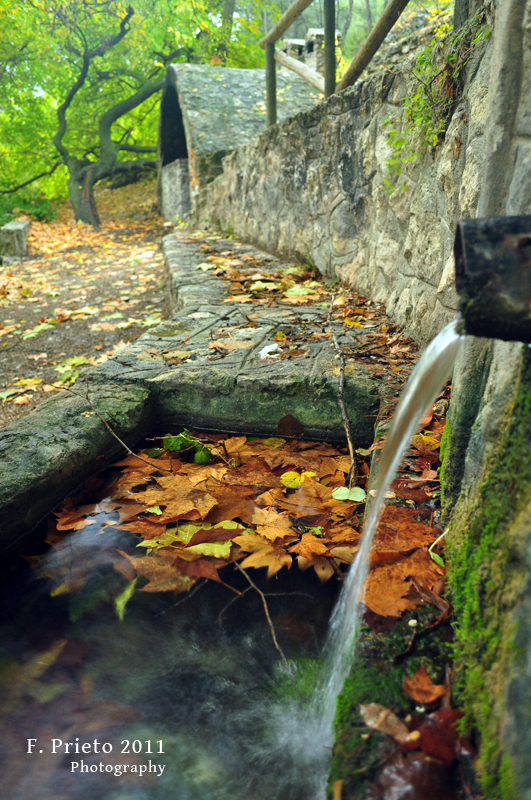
[306,318,464,796]
[0,321,463,800]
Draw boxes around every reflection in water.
[0,542,336,800]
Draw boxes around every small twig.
[154,579,207,617]
[218,585,252,622]
[327,295,357,487]
[62,381,173,473]
[235,563,304,706]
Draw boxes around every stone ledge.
[0,232,381,560]
[0,384,152,560]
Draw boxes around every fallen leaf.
[118,549,193,592]
[359,703,411,744]
[403,664,447,705]
[411,434,440,454]
[289,533,328,559]
[233,532,293,577]
[208,339,254,351]
[277,413,304,438]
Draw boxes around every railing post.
[265,41,277,126]
[323,0,336,97]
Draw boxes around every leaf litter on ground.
[0,177,167,427]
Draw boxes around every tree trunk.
[341,0,354,42]
[453,0,470,31]
[67,164,101,227]
[365,0,372,31]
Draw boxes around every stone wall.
[193,9,493,345]
[441,2,531,796]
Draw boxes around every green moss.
[328,612,452,797]
[328,658,407,798]
[446,350,531,798]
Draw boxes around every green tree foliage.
[0,0,276,226]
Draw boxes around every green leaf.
[115,577,139,621]
[284,285,317,297]
[22,322,55,339]
[145,505,162,515]
[185,540,232,558]
[429,551,445,568]
[143,448,163,458]
[332,486,367,503]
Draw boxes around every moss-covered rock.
[446,346,531,799]
[328,610,453,797]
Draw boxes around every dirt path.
[0,178,168,428]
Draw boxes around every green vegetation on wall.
[445,350,531,799]
[383,10,490,193]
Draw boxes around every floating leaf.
[280,470,317,489]
[332,486,367,503]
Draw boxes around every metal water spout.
[454,216,531,343]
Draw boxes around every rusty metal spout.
[454,216,531,343]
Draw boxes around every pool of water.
[0,536,338,800]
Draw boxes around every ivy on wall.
[383,12,491,193]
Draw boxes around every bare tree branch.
[116,143,157,153]
[234,563,304,706]
[0,161,62,194]
[52,5,135,163]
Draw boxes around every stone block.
[0,220,30,257]
[160,159,191,221]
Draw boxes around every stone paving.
[0,230,387,556]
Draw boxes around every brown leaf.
[239,547,292,578]
[202,484,256,525]
[363,549,444,618]
[208,339,254,351]
[403,664,447,705]
[118,519,168,538]
[277,414,305,438]
[252,507,297,540]
[371,506,437,564]
[187,524,245,547]
[289,533,328,559]
[174,558,221,582]
[233,532,293,578]
[311,555,335,582]
[118,549,193,592]
[141,475,218,522]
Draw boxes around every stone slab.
[0,232,380,559]
[0,220,30,257]
[0,384,152,563]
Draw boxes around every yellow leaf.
[344,317,364,328]
[185,540,232,558]
[411,434,440,453]
[280,470,317,488]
